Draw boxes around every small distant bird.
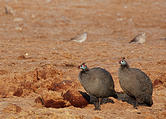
[70,32,87,43]
[4,5,15,15]
[118,57,153,108]
[160,37,166,40]
[129,32,146,44]
[78,63,117,110]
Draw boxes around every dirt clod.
[13,88,23,97]
[2,103,22,113]
[63,89,89,108]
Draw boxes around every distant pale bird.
[70,32,87,43]
[129,32,146,44]
[160,37,166,40]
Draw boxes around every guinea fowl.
[118,57,153,108]
[78,63,117,110]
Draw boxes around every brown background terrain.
[0,0,166,118]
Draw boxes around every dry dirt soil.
[0,0,166,119]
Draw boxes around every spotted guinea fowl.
[118,57,153,108]
[78,63,117,110]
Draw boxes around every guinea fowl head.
[119,57,129,68]
[141,32,146,37]
[78,63,89,71]
[138,32,146,39]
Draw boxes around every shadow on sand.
[79,91,148,108]
[117,92,149,108]
[116,92,136,107]
[79,91,114,105]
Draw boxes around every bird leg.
[133,101,138,109]
[94,98,102,110]
[134,96,144,109]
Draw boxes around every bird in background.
[160,37,166,40]
[70,32,87,43]
[129,32,146,44]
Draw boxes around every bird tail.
[145,95,153,106]
[111,90,118,99]
[129,39,136,43]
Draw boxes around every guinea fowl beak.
[119,57,125,64]
[119,60,121,64]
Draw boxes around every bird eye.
[121,60,126,65]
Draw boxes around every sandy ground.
[0,0,166,119]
